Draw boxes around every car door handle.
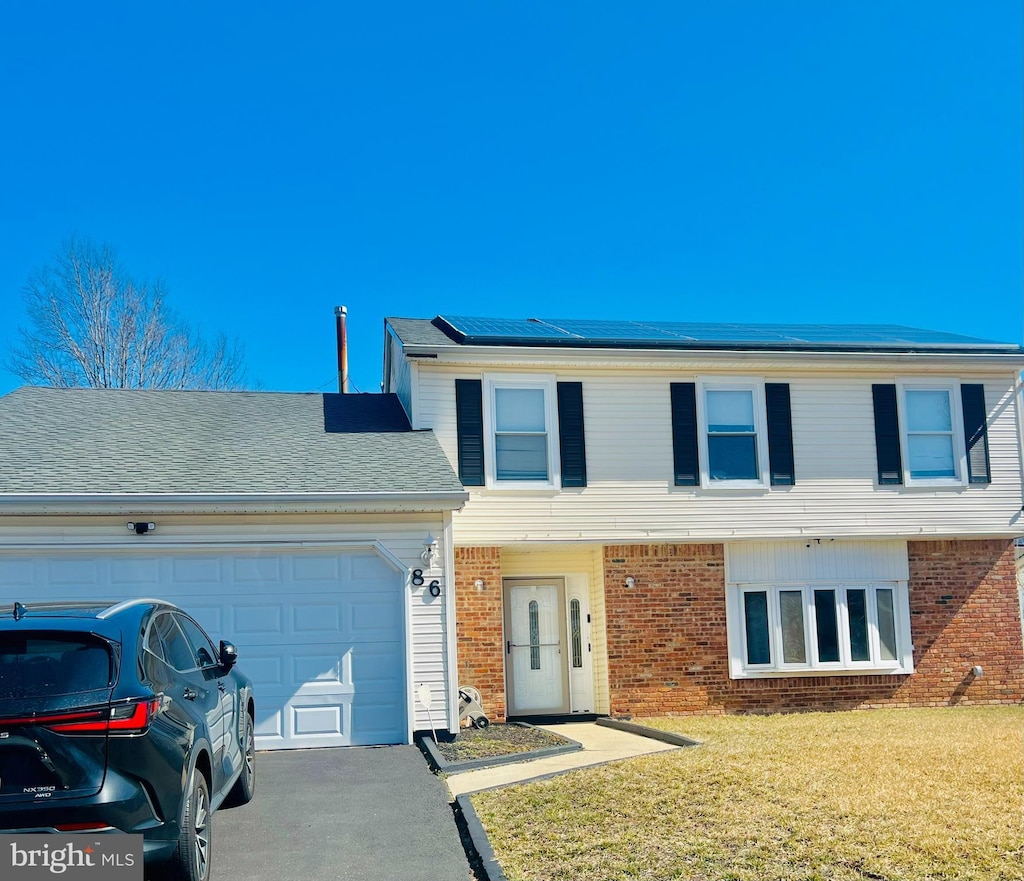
[183,687,197,701]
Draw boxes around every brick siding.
[453,540,1023,722]
[603,539,1023,716]
[453,547,506,722]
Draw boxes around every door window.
[175,614,219,669]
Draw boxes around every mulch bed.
[434,723,572,763]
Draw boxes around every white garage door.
[0,546,407,749]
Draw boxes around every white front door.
[504,579,570,715]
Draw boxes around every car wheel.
[166,771,212,881]
[225,712,256,807]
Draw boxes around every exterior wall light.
[421,534,439,568]
[625,576,636,588]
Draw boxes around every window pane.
[814,589,840,662]
[0,636,111,699]
[847,589,869,661]
[780,591,807,663]
[707,390,755,432]
[495,388,546,432]
[876,589,898,661]
[495,435,548,480]
[570,599,583,669]
[154,613,196,671]
[908,435,955,479]
[708,436,758,480]
[528,600,540,670]
[176,615,218,668]
[743,591,771,665]
[906,390,952,432]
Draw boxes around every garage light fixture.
[126,521,156,535]
[421,534,439,568]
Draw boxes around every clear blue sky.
[1,2,1020,396]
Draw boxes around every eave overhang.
[399,342,1024,374]
[0,491,469,517]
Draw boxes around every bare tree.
[6,237,250,390]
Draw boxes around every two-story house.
[384,315,1024,723]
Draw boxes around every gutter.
[0,491,469,516]
[400,344,1024,371]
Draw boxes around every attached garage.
[0,388,468,748]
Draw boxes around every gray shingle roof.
[387,317,463,348]
[0,387,464,499]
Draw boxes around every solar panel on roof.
[435,315,1017,351]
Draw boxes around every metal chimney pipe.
[334,305,349,394]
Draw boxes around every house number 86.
[412,569,442,597]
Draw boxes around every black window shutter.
[557,382,587,488]
[872,384,903,485]
[670,383,700,486]
[454,379,485,486]
[960,384,991,484]
[765,383,795,486]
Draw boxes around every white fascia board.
[0,491,468,516]
[402,345,1024,374]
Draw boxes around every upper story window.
[483,374,560,489]
[874,380,991,488]
[494,388,549,480]
[697,379,771,489]
[455,375,586,490]
[900,385,961,483]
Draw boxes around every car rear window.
[0,634,113,699]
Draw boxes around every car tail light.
[47,698,162,734]
[54,823,116,832]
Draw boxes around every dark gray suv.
[0,599,256,881]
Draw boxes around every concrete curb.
[596,717,701,747]
[454,795,509,881]
[416,724,582,773]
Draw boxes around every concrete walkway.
[445,722,680,796]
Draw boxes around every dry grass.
[472,706,1024,881]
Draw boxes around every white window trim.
[895,379,967,488]
[726,580,914,678]
[482,373,561,490]
[696,377,770,490]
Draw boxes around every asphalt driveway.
[211,745,472,881]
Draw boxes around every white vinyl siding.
[413,366,1022,544]
[387,331,414,420]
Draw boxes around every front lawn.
[472,706,1023,881]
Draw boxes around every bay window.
[732,582,912,676]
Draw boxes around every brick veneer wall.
[603,539,1023,717]
[454,547,506,722]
